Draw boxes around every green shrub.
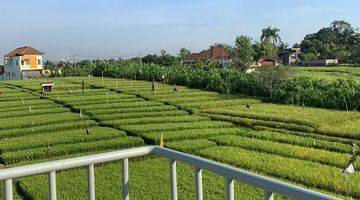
[2,136,144,164]
[101,115,210,126]
[0,127,126,153]
[0,120,98,139]
[0,113,86,129]
[210,135,348,168]
[94,110,189,121]
[165,139,216,153]
[120,121,234,135]
[198,146,360,199]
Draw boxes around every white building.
[1,46,45,80]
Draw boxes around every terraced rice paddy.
[0,77,359,199]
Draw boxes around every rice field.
[291,66,360,83]
[0,76,358,199]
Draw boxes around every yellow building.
[1,46,45,80]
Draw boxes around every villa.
[1,46,45,80]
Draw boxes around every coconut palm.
[260,26,282,44]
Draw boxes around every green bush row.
[0,103,60,113]
[0,127,126,153]
[2,136,144,165]
[202,108,318,128]
[0,95,39,102]
[120,121,234,136]
[89,105,178,115]
[101,115,210,126]
[76,101,164,111]
[165,139,217,153]
[209,135,348,168]
[0,113,87,129]
[0,120,98,139]
[56,93,136,103]
[0,107,69,119]
[198,146,360,198]
[178,98,262,111]
[141,127,241,144]
[68,98,144,107]
[253,126,353,146]
[94,110,189,121]
[198,113,315,133]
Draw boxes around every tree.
[179,48,191,59]
[331,20,355,35]
[252,40,279,61]
[293,43,300,48]
[260,26,282,44]
[279,42,289,52]
[254,66,292,99]
[231,35,254,69]
[160,50,168,57]
[300,20,359,63]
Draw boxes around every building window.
[16,61,19,65]
[22,59,30,67]
[38,59,42,66]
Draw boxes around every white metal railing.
[0,146,339,200]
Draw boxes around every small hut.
[41,83,54,92]
[257,57,280,67]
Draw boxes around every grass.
[1,77,359,199]
[17,158,266,200]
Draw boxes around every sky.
[1,0,360,62]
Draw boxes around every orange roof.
[4,46,44,57]
[184,46,230,61]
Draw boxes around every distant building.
[278,48,301,66]
[301,59,339,66]
[257,57,280,67]
[183,46,231,65]
[1,46,45,80]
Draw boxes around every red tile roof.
[184,46,230,61]
[4,46,44,57]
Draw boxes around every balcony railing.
[0,146,339,200]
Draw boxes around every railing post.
[87,164,95,200]
[226,178,234,200]
[48,171,57,200]
[170,160,177,200]
[264,190,274,200]
[195,168,203,200]
[122,158,129,200]
[4,179,13,200]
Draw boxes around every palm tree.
[260,26,282,44]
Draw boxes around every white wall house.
[1,46,44,80]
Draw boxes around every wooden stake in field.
[343,96,349,112]
[174,83,179,92]
[80,110,83,118]
[152,77,157,92]
[86,125,90,135]
[106,91,109,104]
[160,134,164,147]
[21,97,24,104]
[29,106,32,113]
[102,71,104,85]
[82,80,85,93]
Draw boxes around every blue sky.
[1,0,359,61]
